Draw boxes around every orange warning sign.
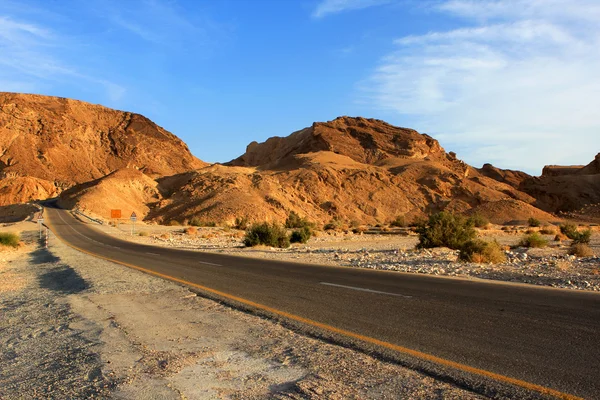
[111,209,122,219]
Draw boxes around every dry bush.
[0,232,20,248]
[525,228,536,234]
[528,217,541,227]
[168,220,180,226]
[459,240,506,264]
[540,227,556,235]
[518,232,548,248]
[138,231,149,237]
[184,227,198,235]
[568,243,594,257]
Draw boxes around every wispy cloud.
[312,0,393,18]
[0,14,125,100]
[362,0,600,173]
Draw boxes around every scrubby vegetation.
[468,214,489,229]
[285,211,313,229]
[518,232,548,248]
[0,232,20,248]
[416,212,476,250]
[539,226,556,235]
[189,217,216,227]
[459,240,506,264]
[168,220,181,226]
[138,231,149,237]
[234,216,250,230]
[560,223,592,244]
[568,243,594,258]
[324,218,344,231]
[244,222,290,248]
[290,226,312,244]
[390,215,407,228]
[528,217,541,227]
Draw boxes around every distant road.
[45,206,600,399]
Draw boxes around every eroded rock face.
[228,117,445,169]
[0,92,205,186]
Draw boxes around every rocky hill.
[519,153,600,214]
[0,92,205,205]
[141,117,544,225]
[2,93,596,226]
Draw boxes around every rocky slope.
[145,117,545,225]
[0,92,205,205]
[519,153,600,214]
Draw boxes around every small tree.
[390,215,407,228]
[416,212,476,250]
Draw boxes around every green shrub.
[468,214,489,228]
[571,229,592,245]
[189,217,216,227]
[528,217,541,227]
[416,212,477,250]
[459,240,506,263]
[244,222,290,248]
[560,223,578,238]
[518,232,548,248]
[290,226,312,244]
[0,232,20,248]
[138,231,149,237]
[324,218,343,231]
[390,215,407,228]
[234,216,250,230]
[285,211,313,229]
[568,243,594,257]
[560,224,591,244]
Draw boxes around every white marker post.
[130,212,137,236]
[38,217,44,239]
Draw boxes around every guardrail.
[73,209,104,225]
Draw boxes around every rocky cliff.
[0,93,205,186]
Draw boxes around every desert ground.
[0,220,486,399]
[96,219,600,292]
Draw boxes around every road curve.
[45,206,600,399]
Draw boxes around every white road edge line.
[146,252,160,256]
[320,282,413,298]
[198,261,222,266]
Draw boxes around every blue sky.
[1,0,599,174]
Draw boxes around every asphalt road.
[45,206,600,399]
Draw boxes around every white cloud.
[362,0,600,173]
[312,0,393,18]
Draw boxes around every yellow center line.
[45,211,583,400]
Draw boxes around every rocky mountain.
[0,93,205,197]
[1,92,597,225]
[142,117,544,225]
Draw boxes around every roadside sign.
[111,209,122,219]
[37,218,44,223]
[130,212,137,236]
[130,212,137,221]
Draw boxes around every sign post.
[130,212,137,236]
[38,217,44,239]
[111,209,122,229]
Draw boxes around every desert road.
[45,206,599,399]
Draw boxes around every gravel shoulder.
[103,221,600,292]
[0,221,485,399]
